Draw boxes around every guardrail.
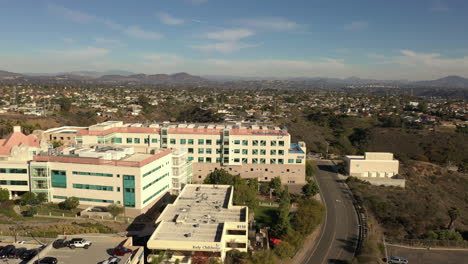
[386,239,468,248]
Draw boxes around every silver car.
[389,256,409,264]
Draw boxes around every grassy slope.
[348,161,468,240]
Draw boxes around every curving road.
[303,160,359,264]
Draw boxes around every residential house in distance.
[42,126,86,146]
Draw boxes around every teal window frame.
[51,170,67,188]
[288,159,294,164]
[151,138,158,143]
[206,148,212,154]
[234,149,240,154]
[198,148,204,154]
[242,140,248,146]
[188,139,194,145]
[180,139,186,144]
[126,138,133,143]
[134,138,140,144]
[242,149,248,155]
[234,140,240,145]
[198,157,204,163]
[170,138,176,144]
[198,139,204,145]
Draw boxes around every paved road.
[387,244,468,264]
[304,160,359,264]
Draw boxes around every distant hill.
[96,72,207,84]
[0,70,23,79]
[412,75,468,89]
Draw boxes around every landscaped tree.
[23,206,38,217]
[59,197,79,210]
[273,241,295,260]
[249,250,276,264]
[448,207,460,229]
[273,187,291,238]
[20,192,37,205]
[203,169,234,185]
[107,204,124,218]
[302,181,320,198]
[36,193,48,204]
[269,177,282,195]
[0,188,9,202]
[305,160,315,182]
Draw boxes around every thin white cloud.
[429,0,449,11]
[63,38,76,45]
[41,47,110,58]
[47,3,95,24]
[344,21,369,31]
[336,48,351,54]
[235,17,303,32]
[192,42,257,53]
[95,38,125,48]
[367,53,386,59]
[204,28,255,42]
[185,0,208,5]
[124,26,163,40]
[157,12,184,25]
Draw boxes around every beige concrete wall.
[0,161,30,198]
[348,159,399,178]
[192,163,306,184]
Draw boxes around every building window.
[270,150,277,155]
[206,139,212,145]
[260,158,266,164]
[198,148,204,154]
[188,139,194,145]
[260,140,266,146]
[206,157,212,163]
[252,158,258,164]
[224,148,229,154]
[234,140,240,145]
[134,138,140,144]
[198,157,204,163]
[180,139,186,144]
[216,158,221,163]
[188,148,194,154]
[288,159,294,164]
[279,150,284,155]
[253,140,259,146]
[216,148,222,154]
[144,138,149,144]
[234,149,240,154]
[242,149,248,155]
[126,138,132,143]
[73,184,114,191]
[260,149,266,155]
[279,141,285,146]
[170,139,176,144]
[234,158,240,163]
[271,141,277,146]
[279,159,284,164]
[113,138,123,144]
[198,139,204,145]
[188,157,194,161]
[242,158,248,164]
[252,149,258,155]
[242,140,248,146]
[296,159,302,164]
[206,148,212,154]
[216,139,222,145]
[270,159,276,164]
[51,170,67,188]
[72,171,113,177]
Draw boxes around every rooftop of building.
[346,152,396,161]
[149,184,247,243]
[77,121,289,136]
[0,126,40,156]
[43,126,86,134]
[33,146,171,167]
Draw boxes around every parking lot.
[44,236,131,264]
[387,244,468,264]
[0,241,45,264]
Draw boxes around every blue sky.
[0,0,467,80]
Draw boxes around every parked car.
[35,257,58,264]
[8,247,26,258]
[389,256,409,264]
[69,238,92,249]
[0,245,15,259]
[53,239,69,249]
[101,256,121,264]
[112,246,133,256]
[21,249,38,260]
